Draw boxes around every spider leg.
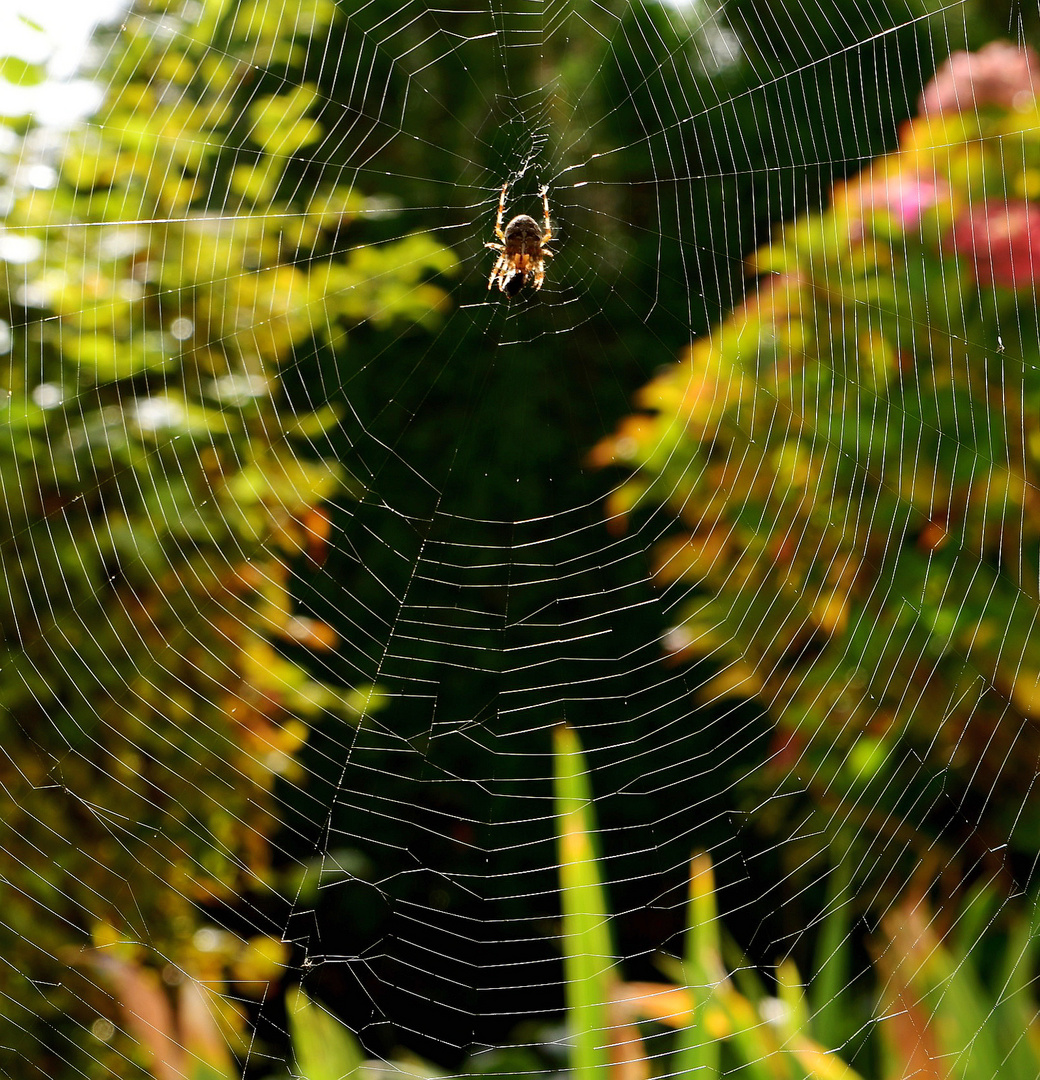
[539,185,552,243]
[485,242,505,251]
[494,182,509,242]
[488,255,508,290]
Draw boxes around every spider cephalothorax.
[486,182,553,296]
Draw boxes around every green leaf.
[552,722,615,1080]
[190,1064,239,1080]
[247,85,321,155]
[0,56,44,87]
[675,851,721,1079]
[809,845,854,1052]
[287,986,366,1080]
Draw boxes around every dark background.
[257,0,954,1060]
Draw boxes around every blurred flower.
[880,177,942,225]
[852,173,946,228]
[949,199,1040,288]
[919,42,1040,116]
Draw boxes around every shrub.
[0,2,454,1075]
[592,43,1040,900]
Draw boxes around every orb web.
[2,1,1037,1078]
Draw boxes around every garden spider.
[486,182,553,297]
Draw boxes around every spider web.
[2,0,1038,1077]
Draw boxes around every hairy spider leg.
[486,183,511,290]
[494,181,509,242]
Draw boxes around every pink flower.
[870,176,943,226]
[949,200,1040,288]
[919,42,1040,117]
[841,173,945,239]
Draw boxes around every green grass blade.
[712,986,785,1080]
[721,930,769,1005]
[776,959,809,1038]
[553,723,616,1080]
[810,846,853,1052]
[674,851,721,1079]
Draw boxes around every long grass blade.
[810,844,853,1052]
[674,851,722,1079]
[553,723,616,1080]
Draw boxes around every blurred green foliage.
[553,722,864,1080]
[75,724,1040,1080]
[552,724,1040,1080]
[0,0,454,1075]
[874,882,1040,1080]
[594,43,1040,906]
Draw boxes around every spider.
[486,181,553,297]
